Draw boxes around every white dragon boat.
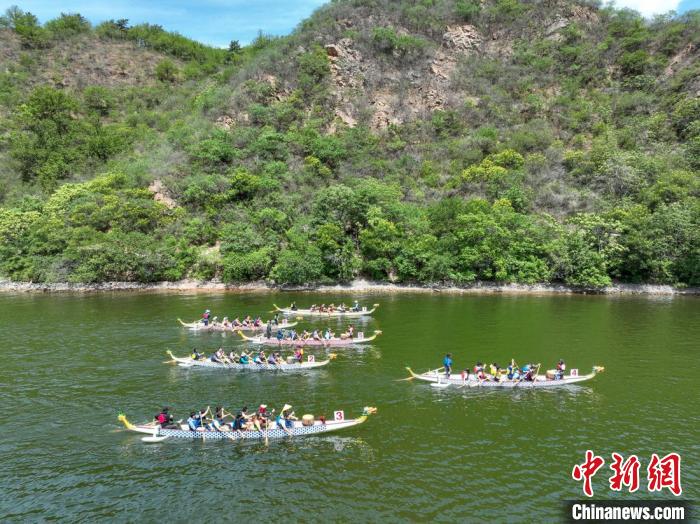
[178,318,298,332]
[273,303,379,318]
[165,350,334,371]
[118,407,376,443]
[405,366,605,388]
[238,330,381,346]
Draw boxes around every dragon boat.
[273,303,379,318]
[404,366,605,388]
[238,330,382,346]
[178,318,298,332]
[165,350,334,371]
[117,407,376,443]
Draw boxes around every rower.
[210,348,224,363]
[323,328,331,340]
[490,362,501,382]
[556,359,566,379]
[187,412,200,431]
[234,406,249,430]
[347,325,355,338]
[443,353,453,378]
[290,302,297,311]
[211,406,226,430]
[239,352,250,365]
[276,329,284,343]
[265,321,272,339]
[202,309,211,326]
[267,352,277,365]
[277,404,297,432]
[154,407,170,426]
[294,348,303,362]
[199,407,213,429]
[312,329,321,341]
[254,351,265,364]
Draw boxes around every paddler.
[443,353,453,378]
[277,404,296,435]
[234,406,250,430]
[154,407,170,426]
[489,363,501,382]
[187,411,200,431]
[202,309,211,326]
[556,359,566,379]
[294,348,303,362]
[290,302,297,311]
[266,321,272,339]
[191,348,204,360]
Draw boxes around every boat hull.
[406,367,601,388]
[178,319,297,332]
[238,331,380,346]
[167,352,331,371]
[118,414,368,440]
[274,304,378,318]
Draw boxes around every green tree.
[155,59,179,82]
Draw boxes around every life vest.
[157,413,167,424]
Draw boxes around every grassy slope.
[0,1,698,287]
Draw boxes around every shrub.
[455,0,481,23]
[155,59,179,82]
[371,27,428,60]
[44,13,91,38]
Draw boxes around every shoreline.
[0,279,697,296]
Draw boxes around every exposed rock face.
[324,25,484,130]
[215,115,235,130]
[325,38,366,127]
[148,179,177,209]
[665,43,696,77]
[424,25,483,111]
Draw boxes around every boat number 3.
[308,355,315,363]
[570,368,579,377]
[334,410,345,422]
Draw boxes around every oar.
[255,419,269,446]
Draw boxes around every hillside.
[0,1,698,288]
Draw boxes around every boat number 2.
[307,355,315,363]
[570,368,579,377]
[334,410,345,422]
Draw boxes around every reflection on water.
[0,292,698,520]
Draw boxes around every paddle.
[254,418,268,446]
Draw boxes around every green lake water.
[1,292,698,521]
